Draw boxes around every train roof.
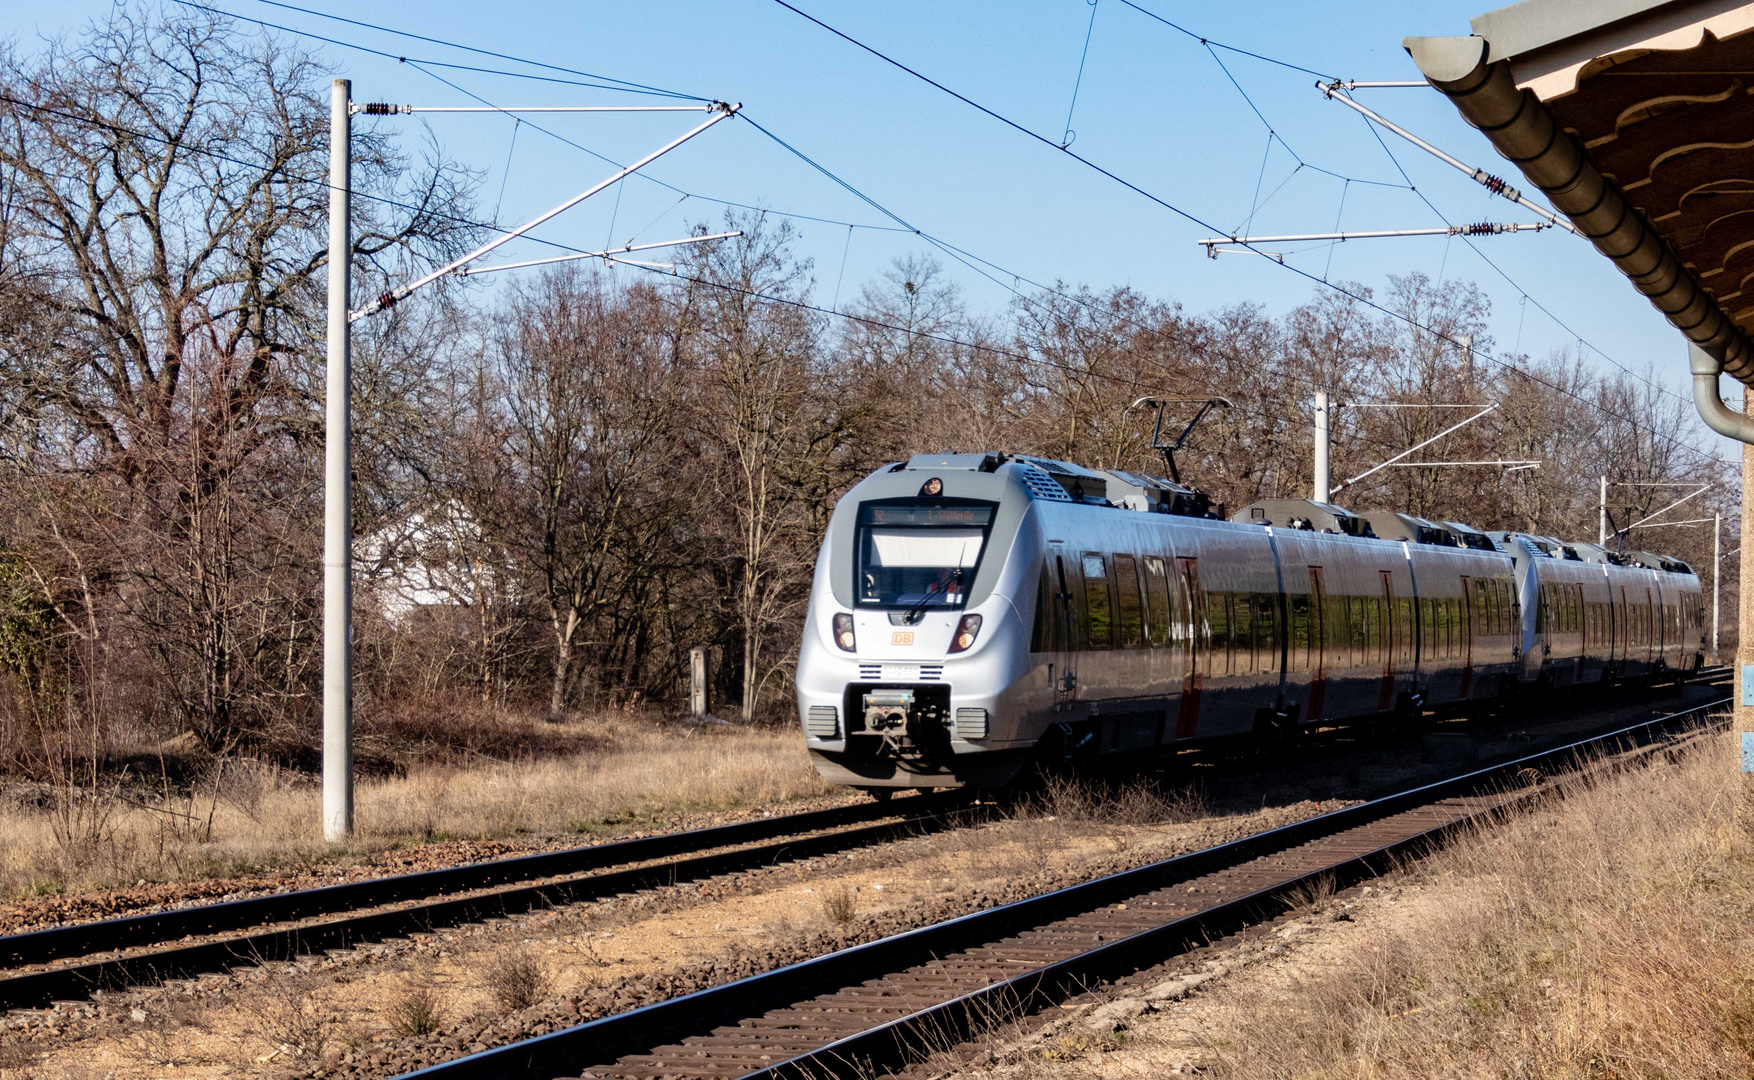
[874,454,1694,573]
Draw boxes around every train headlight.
[833,612,857,652]
[948,613,983,654]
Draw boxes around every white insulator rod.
[1318,84,1580,236]
[1333,403,1498,493]
[455,232,740,276]
[1381,460,1541,467]
[356,104,712,114]
[1626,484,1712,531]
[1331,80,1428,88]
[351,103,738,320]
[1201,223,1547,251]
[1627,517,1715,529]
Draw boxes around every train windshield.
[856,500,996,609]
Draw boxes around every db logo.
[891,631,915,646]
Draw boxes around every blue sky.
[6,0,1712,414]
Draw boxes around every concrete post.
[1599,475,1608,547]
[1313,391,1330,502]
[323,79,354,841]
[690,647,711,718]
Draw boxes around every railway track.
[0,790,978,1012]
[0,671,1722,1018]
[397,693,1730,1080]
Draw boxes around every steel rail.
[0,792,970,1011]
[396,694,1729,1080]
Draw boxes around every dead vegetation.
[387,974,450,1038]
[0,713,831,900]
[480,945,552,1013]
[953,729,1754,1080]
[1193,733,1754,1078]
[821,883,858,925]
[242,972,338,1063]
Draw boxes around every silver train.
[795,452,1706,791]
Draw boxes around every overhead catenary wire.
[1338,89,1697,415]
[207,0,1439,442]
[0,91,1400,469]
[1094,0,1695,420]
[180,0,912,239]
[767,0,1728,477]
[174,0,708,99]
[1059,0,1101,148]
[1317,86,1578,235]
[18,4,1722,485]
[350,102,740,319]
[207,0,1703,459]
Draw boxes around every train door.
[1173,557,1204,739]
[1458,575,1474,698]
[1377,571,1397,711]
[1307,567,1328,721]
[1049,549,1077,706]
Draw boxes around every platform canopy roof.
[1407,0,1754,388]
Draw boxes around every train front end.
[796,453,1045,791]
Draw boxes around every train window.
[1288,593,1311,672]
[1258,594,1280,672]
[1210,593,1232,675]
[1081,554,1112,649]
[1366,594,1383,665]
[1113,554,1144,648]
[1345,596,1364,666]
[856,500,995,610]
[1233,592,1255,675]
[1394,595,1412,665]
[1378,572,1396,668]
[1030,565,1058,653]
[1143,557,1171,647]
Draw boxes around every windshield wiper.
[902,567,962,625]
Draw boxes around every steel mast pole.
[1714,510,1722,663]
[324,78,354,841]
[1313,391,1330,501]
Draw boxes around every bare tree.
[482,269,687,714]
[686,215,827,718]
[0,5,477,751]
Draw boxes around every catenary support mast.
[324,78,353,841]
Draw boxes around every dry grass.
[386,973,450,1037]
[0,712,832,899]
[480,945,551,1012]
[1027,774,1206,828]
[821,882,858,925]
[242,972,337,1062]
[1193,729,1754,1079]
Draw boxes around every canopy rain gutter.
[1405,34,1754,439]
